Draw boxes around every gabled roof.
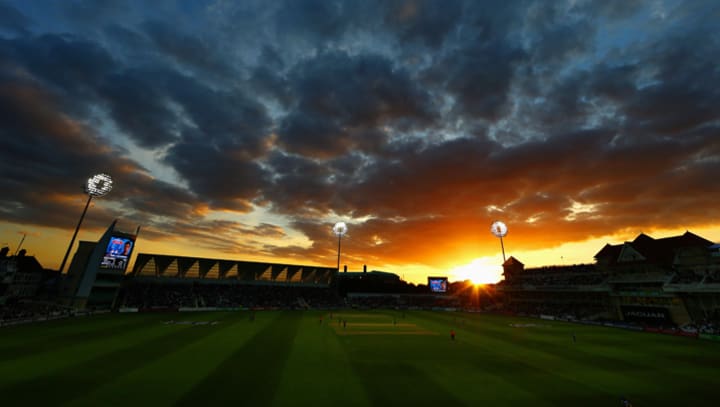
[657,231,713,247]
[594,243,621,261]
[617,243,646,262]
[594,231,713,266]
[503,256,524,267]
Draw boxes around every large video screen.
[100,236,135,271]
[428,276,448,293]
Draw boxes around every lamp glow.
[333,222,348,237]
[333,222,348,270]
[86,173,113,197]
[490,220,508,262]
[490,220,508,238]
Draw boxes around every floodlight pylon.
[58,174,113,273]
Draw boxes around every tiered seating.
[119,282,342,310]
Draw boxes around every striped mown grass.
[1,310,718,406]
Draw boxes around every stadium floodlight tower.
[332,221,348,270]
[490,220,508,262]
[58,173,113,273]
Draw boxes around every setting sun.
[449,257,504,284]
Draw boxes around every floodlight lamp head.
[85,173,113,197]
[333,222,348,236]
[490,220,508,238]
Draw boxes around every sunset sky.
[0,0,718,284]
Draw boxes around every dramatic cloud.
[0,62,204,233]
[0,0,718,276]
[141,20,234,77]
[0,2,31,36]
[277,51,437,157]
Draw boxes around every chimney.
[343,265,347,273]
[363,264,367,273]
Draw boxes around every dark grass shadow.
[174,311,302,406]
[0,313,237,404]
[350,361,465,407]
[0,314,166,363]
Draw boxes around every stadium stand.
[345,293,461,310]
[497,232,720,334]
[2,231,720,339]
[113,253,343,311]
[128,253,337,284]
[118,281,341,310]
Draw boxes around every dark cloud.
[102,24,147,52]
[0,26,273,215]
[162,72,271,152]
[157,72,274,210]
[0,33,115,103]
[424,40,526,122]
[277,113,346,158]
[112,172,201,221]
[278,51,437,157]
[586,64,638,103]
[383,0,463,48]
[621,32,720,135]
[163,142,268,212]
[275,0,350,42]
[59,0,132,25]
[343,136,501,218]
[140,20,236,78]
[247,45,292,104]
[248,66,291,106]
[287,51,436,126]
[0,79,114,190]
[0,75,206,233]
[588,0,646,19]
[262,151,335,216]
[0,2,31,36]
[98,69,180,148]
[524,3,597,67]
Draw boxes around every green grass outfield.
[1,310,718,406]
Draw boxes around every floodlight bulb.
[86,173,113,197]
[490,220,508,238]
[333,222,348,236]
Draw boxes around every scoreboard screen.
[100,236,135,271]
[428,277,448,293]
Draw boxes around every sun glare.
[449,257,504,285]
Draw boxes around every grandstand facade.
[128,253,337,285]
[113,254,341,311]
[498,231,720,329]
